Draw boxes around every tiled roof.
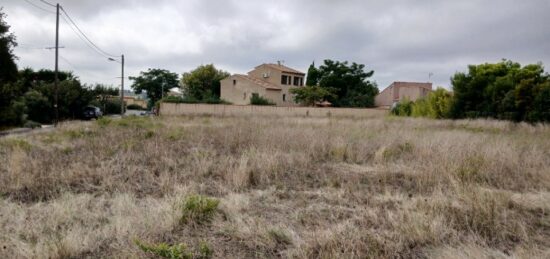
[234,74,282,90]
[258,63,305,75]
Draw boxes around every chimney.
[277,61,281,66]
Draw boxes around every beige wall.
[160,103,388,118]
[247,64,304,106]
[220,75,277,105]
[375,82,432,107]
[375,85,394,107]
[221,65,306,107]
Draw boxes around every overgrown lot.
[1,115,549,258]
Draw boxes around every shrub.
[391,98,413,116]
[23,120,41,129]
[135,240,212,259]
[411,88,453,118]
[250,93,275,106]
[180,195,220,224]
[135,240,192,259]
[90,98,123,115]
[127,104,144,110]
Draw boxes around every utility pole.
[121,54,125,116]
[54,3,60,126]
[108,54,125,116]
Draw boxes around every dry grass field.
[1,114,550,258]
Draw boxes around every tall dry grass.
[0,115,549,258]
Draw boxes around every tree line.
[392,60,550,123]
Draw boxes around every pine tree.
[305,61,319,86]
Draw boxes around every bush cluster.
[250,93,275,106]
[393,60,550,123]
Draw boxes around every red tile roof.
[234,74,282,90]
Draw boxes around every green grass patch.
[0,138,32,151]
[181,195,220,224]
[135,240,212,259]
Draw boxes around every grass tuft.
[180,195,220,224]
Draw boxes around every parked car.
[82,106,103,120]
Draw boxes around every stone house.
[220,63,305,106]
[375,82,433,107]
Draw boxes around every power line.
[22,0,55,14]
[59,6,119,58]
[59,14,111,59]
[39,0,57,8]
[58,54,120,83]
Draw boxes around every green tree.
[315,60,379,107]
[23,90,51,123]
[450,60,550,122]
[130,69,179,107]
[305,61,320,86]
[290,85,336,106]
[0,9,17,84]
[0,9,21,127]
[181,64,230,101]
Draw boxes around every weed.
[135,240,213,259]
[381,142,414,161]
[135,240,192,259]
[96,117,112,127]
[456,156,485,184]
[268,228,292,246]
[144,130,155,139]
[180,195,220,224]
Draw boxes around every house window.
[281,75,288,85]
[293,76,300,86]
[283,94,286,102]
[233,80,236,85]
[243,92,247,100]
[299,77,303,86]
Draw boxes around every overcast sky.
[3,0,550,90]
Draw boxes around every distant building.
[220,63,305,106]
[375,82,433,107]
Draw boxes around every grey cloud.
[2,0,550,89]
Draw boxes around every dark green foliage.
[181,64,230,101]
[23,120,42,129]
[130,69,179,108]
[180,195,220,224]
[126,104,144,110]
[0,9,18,85]
[290,85,336,106]
[0,10,21,126]
[250,93,275,106]
[450,60,550,122]
[89,84,122,115]
[305,61,320,86]
[90,98,123,115]
[22,90,51,123]
[309,60,379,107]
